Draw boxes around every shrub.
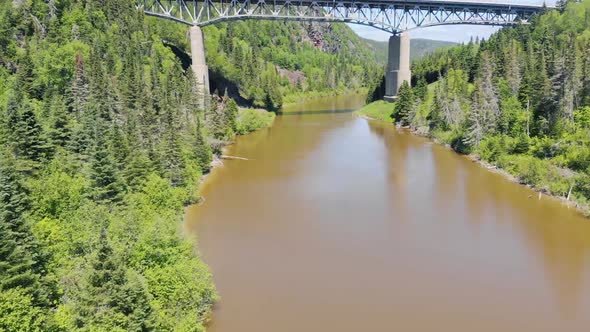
[478,135,507,162]
[510,134,530,154]
[530,136,558,159]
[236,109,275,135]
[564,145,590,172]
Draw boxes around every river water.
[185,94,590,332]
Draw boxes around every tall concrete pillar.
[384,32,411,102]
[190,25,210,108]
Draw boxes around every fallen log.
[221,155,250,161]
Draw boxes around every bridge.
[137,0,550,102]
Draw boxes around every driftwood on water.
[221,155,250,161]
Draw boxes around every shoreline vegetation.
[360,0,590,218]
[204,108,274,172]
[354,102,590,216]
[283,88,368,105]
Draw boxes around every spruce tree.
[69,54,90,117]
[90,121,124,203]
[194,117,212,173]
[75,229,153,331]
[0,150,38,293]
[48,95,71,149]
[225,96,239,134]
[393,81,414,126]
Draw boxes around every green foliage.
[90,122,125,203]
[73,229,154,331]
[236,108,276,135]
[574,106,590,128]
[477,136,507,163]
[392,81,414,125]
[0,151,39,294]
[405,0,590,210]
[0,288,45,332]
[203,21,381,107]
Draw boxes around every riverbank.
[355,101,590,216]
[283,88,368,105]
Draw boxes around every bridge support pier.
[384,32,411,102]
[190,25,210,108]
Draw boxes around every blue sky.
[350,0,556,42]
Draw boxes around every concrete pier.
[190,25,210,108]
[384,32,411,102]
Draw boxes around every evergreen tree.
[427,87,444,130]
[225,96,239,133]
[48,95,71,149]
[69,54,90,117]
[75,228,153,331]
[414,77,428,101]
[0,150,39,294]
[90,121,124,202]
[393,81,413,126]
[7,96,49,169]
[194,117,212,173]
[15,49,36,98]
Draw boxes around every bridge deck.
[176,0,549,10]
[140,0,550,33]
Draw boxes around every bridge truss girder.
[137,0,542,34]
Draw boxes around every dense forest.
[157,19,382,108]
[361,37,457,64]
[0,0,379,330]
[363,0,590,214]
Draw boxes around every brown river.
[185,94,590,332]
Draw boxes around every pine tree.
[15,49,36,98]
[75,229,153,331]
[90,121,124,203]
[393,81,413,126]
[505,40,522,95]
[414,77,428,101]
[6,95,49,169]
[161,105,185,187]
[0,150,38,294]
[225,96,239,134]
[194,117,212,173]
[69,54,90,117]
[123,150,151,189]
[48,95,71,149]
[206,96,228,140]
[427,87,445,131]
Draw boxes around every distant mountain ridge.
[361,37,457,64]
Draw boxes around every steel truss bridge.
[137,0,548,34]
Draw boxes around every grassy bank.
[354,100,394,121]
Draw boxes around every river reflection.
[185,94,590,332]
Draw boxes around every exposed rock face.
[301,22,349,54]
[277,67,306,85]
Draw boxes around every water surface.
[185,94,590,332]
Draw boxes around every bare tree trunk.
[526,99,530,137]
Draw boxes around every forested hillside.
[361,37,457,64]
[159,20,382,108]
[0,0,378,331]
[362,0,590,214]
